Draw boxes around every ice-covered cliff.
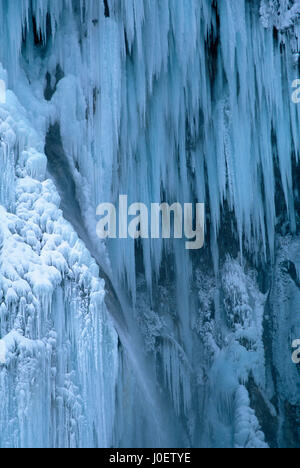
[0,0,299,448]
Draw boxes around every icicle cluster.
[0,0,299,448]
[0,163,119,448]
[1,0,298,287]
[0,50,118,447]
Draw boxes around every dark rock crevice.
[45,122,127,333]
[103,0,110,18]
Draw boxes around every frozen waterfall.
[0,0,299,448]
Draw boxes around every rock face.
[0,0,299,448]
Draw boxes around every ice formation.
[0,141,119,448]
[0,0,299,448]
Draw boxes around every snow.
[260,0,300,30]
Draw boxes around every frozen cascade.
[0,151,119,447]
[0,0,299,448]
